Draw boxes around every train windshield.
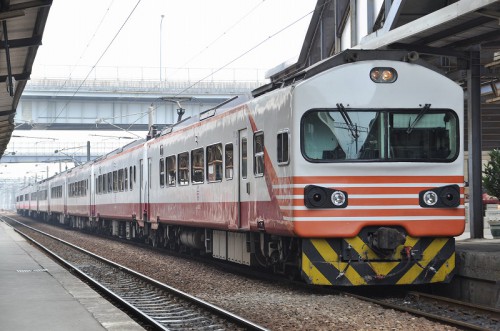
[301,108,459,162]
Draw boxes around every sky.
[33,0,318,81]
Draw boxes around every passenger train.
[16,50,465,286]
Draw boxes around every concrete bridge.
[4,76,264,163]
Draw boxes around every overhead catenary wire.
[48,0,142,127]
[170,3,320,99]
[171,0,267,77]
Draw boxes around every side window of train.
[241,138,247,179]
[148,158,152,189]
[129,166,133,190]
[113,170,118,192]
[125,168,128,190]
[108,172,113,193]
[254,131,264,176]
[277,130,290,165]
[159,158,165,187]
[225,143,233,180]
[167,155,176,186]
[207,143,223,183]
[191,148,204,184]
[178,152,189,186]
[118,169,124,191]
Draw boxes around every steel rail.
[346,291,499,331]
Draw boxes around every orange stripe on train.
[290,186,464,195]
[292,176,463,184]
[292,208,464,218]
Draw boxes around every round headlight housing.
[331,191,346,206]
[423,191,438,206]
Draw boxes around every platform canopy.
[265,0,499,100]
[0,0,52,160]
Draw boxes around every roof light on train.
[370,67,397,83]
[331,191,346,207]
[423,191,438,206]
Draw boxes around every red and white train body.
[17,51,465,286]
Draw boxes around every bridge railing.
[30,65,268,89]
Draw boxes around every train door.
[63,178,67,216]
[89,174,94,218]
[147,157,152,222]
[140,159,145,221]
[238,128,250,229]
[36,187,40,214]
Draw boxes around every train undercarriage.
[21,209,457,286]
[32,211,302,279]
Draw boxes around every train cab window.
[301,108,459,162]
[241,138,247,179]
[159,158,165,187]
[277,130,289,165]
[167,155,176,186]
[207,143,222,183]
[225,143,233,180]
[191,148,204,184]
[178,152,190,186]
[254,132,264,176]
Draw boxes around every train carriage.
[292,59,464,285]
[48,174,67,223]
[16,185,32,216]
[65,163,92,228]
[36,180,49,220]
[93,139,144,237]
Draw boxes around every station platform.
[0,221,144,331]
[451,230,500,309]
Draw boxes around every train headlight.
[304,185,348,209]
[419,185,460,208]
[305,186,327,208]
[370,67,397,83]
[331,191,346,206]
[423,191,438,206]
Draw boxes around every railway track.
[5,213,499,330]
[0,214,267,331]
[347,290,500,331]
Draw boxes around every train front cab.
[292,60,465,286]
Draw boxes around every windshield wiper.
[337,103,359,138]
[406,103,431,134]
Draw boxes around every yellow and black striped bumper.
[301,236,455,286]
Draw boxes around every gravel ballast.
[21,219,457,331]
